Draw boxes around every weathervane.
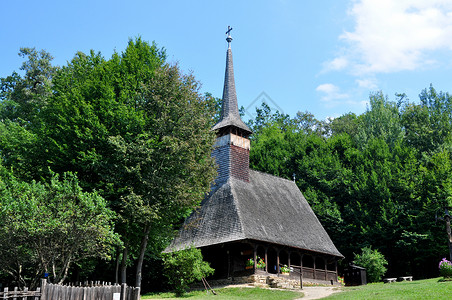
[226,26,233,48]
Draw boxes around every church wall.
[212,136,250,183]
[211,144,231,183]
[230,145,249,182]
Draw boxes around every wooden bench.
[398,276,413,281]
[383,278,397,283]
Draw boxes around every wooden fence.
[0,279,140,300]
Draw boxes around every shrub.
[439,258,452,278]
[162,246,214,296]
[354,246,388,283]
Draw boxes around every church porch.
[201,240,340,286]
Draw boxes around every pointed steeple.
[212,26,252,136]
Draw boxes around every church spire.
[211,26,252,137]
[211,26,251,183]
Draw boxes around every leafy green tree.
[0,48,57,180]
[0,47,57,125]
[0,167,118,288]
[401,85,452,155]
[354,247,388,283]
[34,38,217,288]
[162,247,214,296]
[327,112,360,137]
[357,92,404,150]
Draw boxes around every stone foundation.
[194,274,340,290]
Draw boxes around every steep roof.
[211,46,252,135]
[166,169,343,258]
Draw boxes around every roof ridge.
[249,169,294,183]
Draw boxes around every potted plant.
[246,258,254,269]
[280,264,290,275]
[256,256,266,269]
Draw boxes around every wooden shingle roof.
[166,169,343,258]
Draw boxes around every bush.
[162,246,214,296]
[354,246,388,283]
[439,258,452,278]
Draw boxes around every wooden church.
[166,28,343,285]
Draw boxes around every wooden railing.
[0,286,41,299]
[285,265,337,282]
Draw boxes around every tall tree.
[356,91,404,150]
[0,167,117,288]
[34,38,217,288]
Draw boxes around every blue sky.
[2,0,452,121]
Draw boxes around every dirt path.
[296,286,342,299]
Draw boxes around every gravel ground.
[295,286,342,299]
[217,283,342,299]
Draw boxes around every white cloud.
[326,0,452,74]
[324,57,349,71]
[356,78,378,89]
[316,83,349,103]
[316,83,369,111]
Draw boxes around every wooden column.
[227,250,231,278]
[265,247,268,273]
[253,245,257,271]
[335,260,338,282]
[324,257,328,281]
[276,249,280,274]
[288,251,291,268]
[300,253,304,289]
[313,256,316,279]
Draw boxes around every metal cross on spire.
[226,26,233,48]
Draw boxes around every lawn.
[325,278,452,300]
[142,278,452,299]
[142,287,303,300]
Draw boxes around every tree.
[0,47,57,125]
[327,112,360,137]
[162,247,214,296]
[0,48,57,180]
[354,247,388,283]
[401,85,452,155]
[33,38,217,288]
[0,167,118,288]
[356,91,404,150]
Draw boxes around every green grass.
[325,278,452,299]
[143,278,452,299]
[142,287,303,300]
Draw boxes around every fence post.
[134,287,141,300]
[120,283,127,300]
[35,287,41,300]
[40,279,47,300]
[13,286,18,300]
[22,287,28,300]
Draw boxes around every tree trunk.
[115,246,121,284]
[135,224,151,288]
[121,246,128,284]
[446,216,452,261]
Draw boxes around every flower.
[338,276,345,286]
[257,256,266,269]
[439,258,452,278]
[246,258,254,267]
[280,264,290,273]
